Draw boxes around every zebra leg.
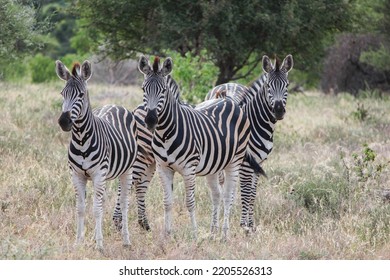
[112,183,123,232]
[157,165,175,235]
[239,164,253,228]
[222,165,240,240]
[183,172,197,238]
[247,173,259,231]
[218,170,225,189]
[205,173,221,235]
[72,173,87,246]
[119,172,131,247]
[92,174,107,251]
[135,163,155,231]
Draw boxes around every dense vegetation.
[1,0,390,100]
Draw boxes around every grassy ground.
[0,81,389,259]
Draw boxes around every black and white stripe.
[207,54,293,231]
[138,56,256,238]
[111,81,183,231]
[55,60,138,250]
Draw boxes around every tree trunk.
[215,64,235,86]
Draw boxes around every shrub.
[169,50,218,103]
[29,54,55,83]
[321,33,390,95]
[29,53,89,83]
[1,59,29,82]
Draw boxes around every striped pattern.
[138,56,253,238]
[207,54,293,231]
[111,81,183,231]
[56,60,138,250]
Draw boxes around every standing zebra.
[207,54,293,231]
[112,107,155,232]
[111,76,183,231]
[55,60,139,250]
[138,55,258,239]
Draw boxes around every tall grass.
[0,82,389,259]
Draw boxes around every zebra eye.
[78,92,84,98]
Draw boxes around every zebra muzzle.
[145,108,158,131]
[273,101,285,120]
[58,111,73,132]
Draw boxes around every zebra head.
[262,54,293,121]
[55,60,92,132]
[138,55,173,131]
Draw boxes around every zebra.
[111,75,183,231]
[55,60,139,250]
[206,54,293,232]
[138,55,260,239]
[111,106,155,232]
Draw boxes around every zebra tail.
[244,153,267,178]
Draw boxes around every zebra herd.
[55,54,293,250]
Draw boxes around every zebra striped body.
[139,56,253,238]
[207,55,293,231]
[55,60,138,250]
[112,81,183,231]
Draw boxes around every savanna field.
[0,81,389,260]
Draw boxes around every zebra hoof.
[96,244,104,254]
[138,219,151,231]
[123,243,132,249]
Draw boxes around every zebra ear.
[281,54,293,73]
[55,60,71,81]
[161,57,173,77]
[138,55,151,75]
[262,55,274,73]
[81,60,92,81]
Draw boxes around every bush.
[29,53,89,83]
[169,50,218,103]
[0,59,29,82]
[29,54,56,83]
[292,178,347,218]
[360,45,390,72]
[321,33,390,95]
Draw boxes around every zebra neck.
[245,85,276,138]
[248,80,262,98]
[72,105,95,142]
[156,89,178,141]
[244,88,276,161]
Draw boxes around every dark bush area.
[321,34,390,95]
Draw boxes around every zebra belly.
[152,141,233,177]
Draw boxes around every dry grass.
[0,81,389,260]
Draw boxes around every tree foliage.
[0,0,44,64]
[35,0,78,58]
[358,0,390,73]
[76,0,352,85]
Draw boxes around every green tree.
[77,0,352,85]
[0,0,44,66]
[358,0,390,77]
[36,0,78,58]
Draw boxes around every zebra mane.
[274,56,281,72]
[72,62,81,76]
[153,57,160,73]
